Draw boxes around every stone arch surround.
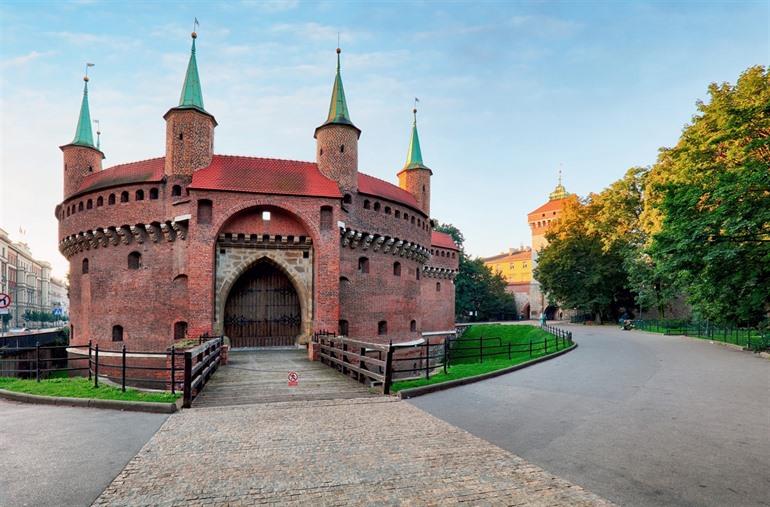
[215,248,313,344]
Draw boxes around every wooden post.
[35,342,40,382]
[425,339,430,380]
[183,351,192,408]
[94,344,99,387]
[170,346,176,394]
[443,338,448,374]
[88,340,92,381]
[121,344,127,392]
[383,341,393,395]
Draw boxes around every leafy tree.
[648,66,770,324]
[434,223,465,249]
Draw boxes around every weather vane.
[84,62,94,81]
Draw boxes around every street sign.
[0,293,10,309]
[0,308,8,315]
[53,307,63,316]
[288,371,299,387]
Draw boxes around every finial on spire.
[549,164,569,201]
[84,62,94,82]
[71,64,96,148]
[177,23,206,111]
[320,45,354,128]
[413,97,419,126]
[192,17,199,38]
[403,102,429,171]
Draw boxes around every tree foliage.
[534,65,769,326]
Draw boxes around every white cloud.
[241,0,299,12]
[1,50,57,68]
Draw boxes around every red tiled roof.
[357,173,421,211]
[431,231,459,251]
[189,155,342,198]
[527,197,570,217]
[76,157,165,194]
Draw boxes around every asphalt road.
[0,400,168,507]
[410,324,770,507]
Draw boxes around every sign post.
[287,371,299,387]
[0,293,10,336]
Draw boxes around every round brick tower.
[314,48,361,194]
[397,108,432,217]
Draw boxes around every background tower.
[61,71,104,199]
[314,48,360,194]
[397,106,432,216]
[164,30,217,178]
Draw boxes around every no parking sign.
[288,371,299,387]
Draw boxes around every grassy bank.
[0,377,180,403]
[391,324,571,392]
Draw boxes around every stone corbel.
[351,231,363,249]
[172,221,187,240]
[93,229,107,248]
[393,240,404,256]
[130,225,144,244]
[160,223,174,242]
[144,224,160,243]
[373,236,385,252]
[362,234,374,250]
[117,227,131,246]
[342,229,355,247]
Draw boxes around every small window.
[88,165,93,172]
[262,210,271,221]
[86,199,93,210]
[320,206,333,231]
[358,257,369,274]
[363,200,371,210]
[411,216,415,225]
[340,144,345,153]
[410,320,417,332]
[395,210,400,219]
[404,213,409,221]
[374,202,381,212]
[343,194,352,205]
[112,325,123,342]
[82,258,89,274]
[338,320,349,336]
[149,188,159,200]
[108,194,116,205]
[385,206,391,215]
[172,185,182,197]
[96,196,103,207]
[120,191,129,203]
[378,321,387,336]
[197,199,213,224]
[393,262,401,277]
[128,251,142,270]
[174,321,188,340]
[78,202,84,211]
[178,133,183,141]
[136,189,145,201]
[417,269,421,280]
[436,282,441,292]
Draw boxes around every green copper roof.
[323,49,354,126]
[549,170,570,200]
[71,79,95,148]
[403,109,429,170]
[178,35,205,111]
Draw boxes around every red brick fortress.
[57,35,458,351]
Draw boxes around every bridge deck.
[193,348,378,407]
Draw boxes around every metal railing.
[313,325,575,391]
[0,336,224,407]
[633,319,768,351]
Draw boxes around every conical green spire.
[324,48,353,126]
[404,108,427,170]
[178,33,205,111]
[71,77,95,148]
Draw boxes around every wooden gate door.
[224,261,301,347]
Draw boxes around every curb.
[633,330,770,360]
[0,388,180,413]
[397,343,578,399]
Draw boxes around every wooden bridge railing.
[313,333,393,394]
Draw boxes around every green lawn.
[0,376,180,403]
[391,324,572,392]
[633,321,766,349]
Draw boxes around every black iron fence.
[633,319,768,351]
[0,336,224,407]
[313,325,575,391]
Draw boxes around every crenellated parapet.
[422,266,458,280]
[340,226,430,263]
[59,218,189,258]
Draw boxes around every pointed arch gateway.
[223,258,302,347]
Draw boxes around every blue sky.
[1,0,767,277]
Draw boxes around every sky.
[0,0,767,278]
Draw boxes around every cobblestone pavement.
[94,398,612,506]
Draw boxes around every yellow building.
[484,248,532,284]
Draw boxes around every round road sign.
[0,293,10,309]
